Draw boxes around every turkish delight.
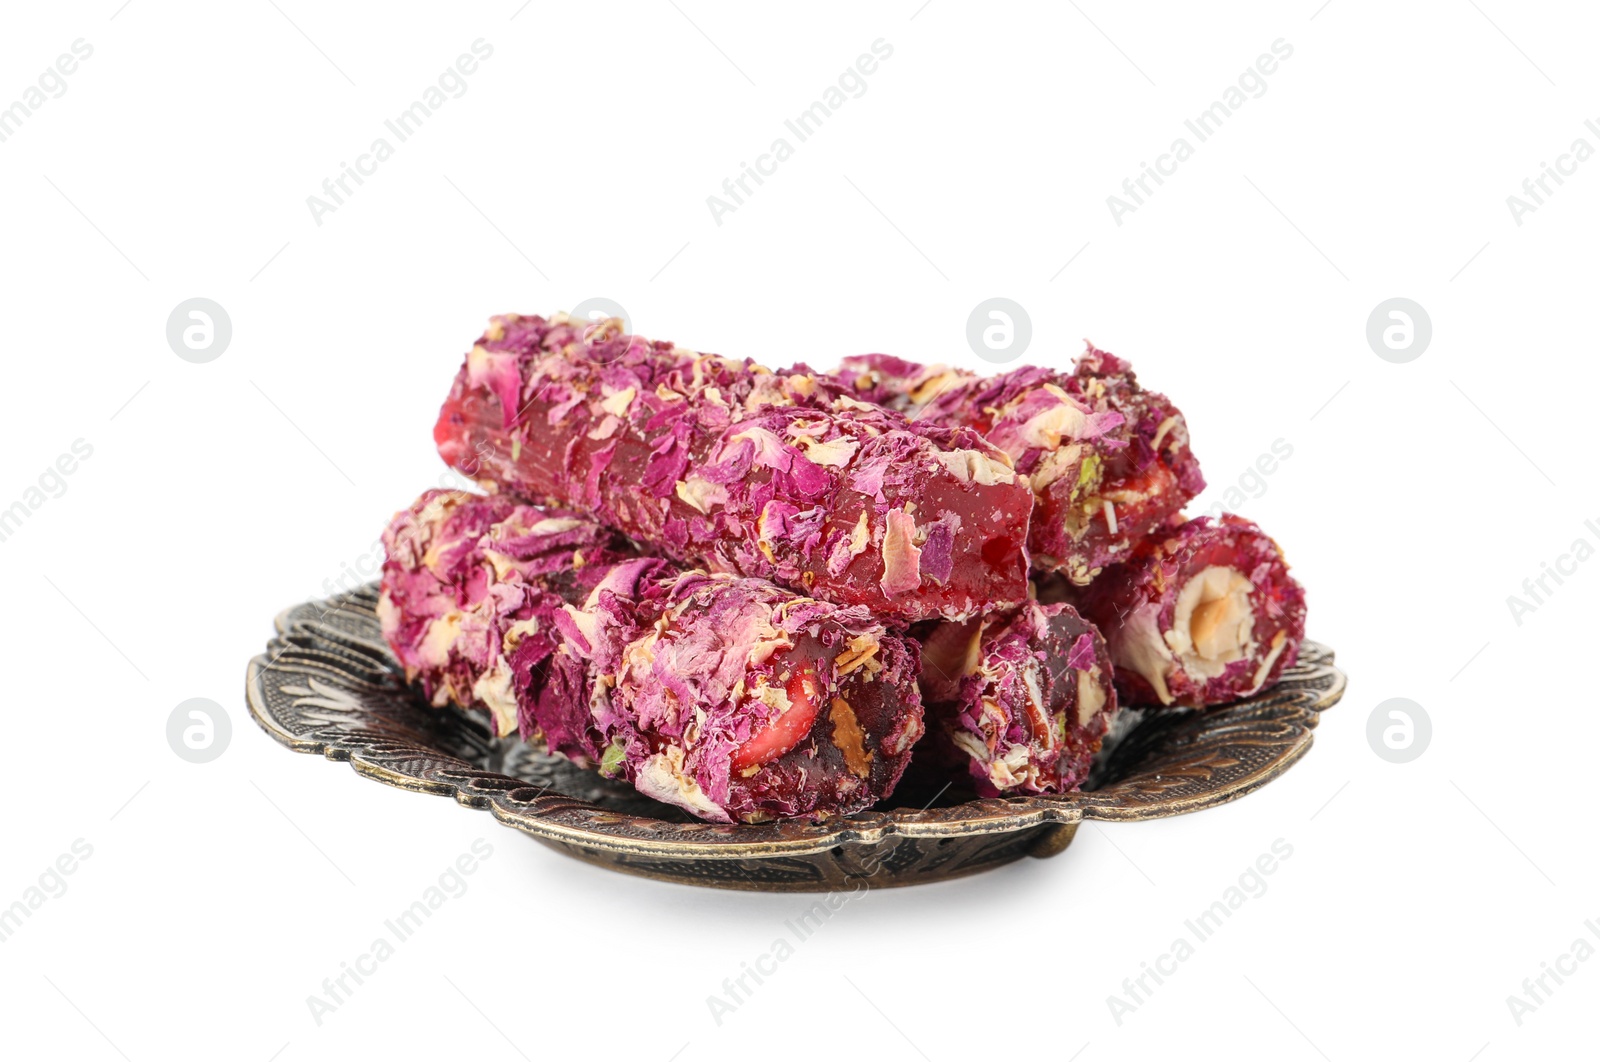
[916,601,1117,796]
[378,489,926,823]
[1053,514,1306,708]
[433,313,1034,623]
[831,343,1205,586]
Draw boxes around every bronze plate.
[245,585,1346,891]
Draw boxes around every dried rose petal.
[915,601,1117,797]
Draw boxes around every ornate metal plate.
[245,585,1346,891]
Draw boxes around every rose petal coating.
[1050,514,1307,708]
[433,313,1034,623]
[915,601,1117,796]
[378,490,926,823]
[831,343,1205,585]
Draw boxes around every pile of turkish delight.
[377,312,1307,823]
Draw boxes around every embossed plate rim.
[246,586,1346,861]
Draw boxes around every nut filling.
[1168,565,1256,679]
[1063,514,1308,709]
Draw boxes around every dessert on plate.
[372,312,1308,822]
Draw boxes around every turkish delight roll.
[379,490,926,823]
[1058,514,1307,708]
[915,601,1117,797]
[434,313,1034,624]
[832,343,1205,586]
[376,489,638,739]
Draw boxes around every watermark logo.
[0,839,93,945]
[1365,298,1430,363]
[167,298,232,363]
[1366,697,1430,763]
[1506,119,1600,227]
[1506,918,1600,1026]
[569,297,631,336]
[706,39,894,226]
[0,38,94,146]
[306,40,494,226]
[0,438,94,546]
[1197,437,1293,520]
[1506,518,1600,626]
[1107,838,1294,1025]
[1107,39,1294,225]
[306,838,494,1025]
[706,848,890,1025]
[965,298,1032,364]
[167,698,232,763]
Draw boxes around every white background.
[1,1,1595,1059]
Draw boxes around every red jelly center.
[729,663,822,770]
[981,534,1019,570]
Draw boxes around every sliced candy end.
[729,663,822,771]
